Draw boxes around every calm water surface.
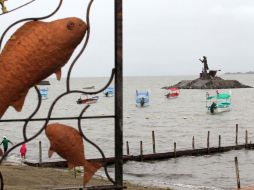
[1,74,254,190]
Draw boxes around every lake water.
[1,74,254,190]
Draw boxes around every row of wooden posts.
[36,124,251,189]
[125,124,251,160]
[36,124,252,165]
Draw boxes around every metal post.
[235,157,241,189]
[235,124,238,146]
[126,141,129,155]
[245,130,248,148]
[140,141,143,161]
[192,136,195,149]
[174,142,176,158]
[39,141,42,166]
[207,131,210,154]
[114,0,123,187]
[152,130,156,153]
[219,135,221,149]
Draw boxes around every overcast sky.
[1,0,254,77]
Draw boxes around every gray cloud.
[1,0,254,77]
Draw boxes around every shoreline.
[0,163,170,190]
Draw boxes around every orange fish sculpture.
[45,123,102,185]
[0,17,87,118]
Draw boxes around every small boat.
[37,80,50,85]
[103,87,114,97]
[76,96,99,104]
[39,87,48,100]
[82,86,95,90]
[136,90,149,107]
[206,90,231,114]
[165,87,180,98]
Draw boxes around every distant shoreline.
[224,71,254,74]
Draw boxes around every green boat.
[206,91,231,114]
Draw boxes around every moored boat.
[165,87,180,98]
[206,90,231,114]
[39,87,48,100]
[76,96,99,104]
[136,90,149,107]
[103,87,114,97]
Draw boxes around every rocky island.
[166,57,252,89]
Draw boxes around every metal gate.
[0,0,123,189]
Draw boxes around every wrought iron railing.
[0,0,123,189]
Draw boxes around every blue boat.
[39,87,48,100]
[103,87,114,97]
[136,90,149,107]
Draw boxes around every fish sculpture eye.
[67,21,75,30]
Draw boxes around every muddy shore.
[0,163,169,190]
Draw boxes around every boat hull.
[136,102,149,107]
[76,96,99,105]
[207,106,231,114]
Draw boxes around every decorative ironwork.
[0,0,123,189]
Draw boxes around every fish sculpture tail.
[83,161,102,185]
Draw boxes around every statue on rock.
[199,56,209,73]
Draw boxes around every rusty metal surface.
[0,0,123,189]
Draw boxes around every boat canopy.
[104,87,114,92]
[136,90,149,96]
[107,87,114,90]
[168,88,178,91]
[167,88,179,91]
[207,93,231,100]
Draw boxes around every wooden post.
[74,167,77,178]
[245,130,248,148]
[219,135,221,149]
[152,130,156,154]
[235,124,238,146]
[140,141,143,161]
[174,142,176,158]
[126,141,129,155]
[207,131,210,154]
[235,157,241,189]
[192,136,195,149]
[39,141,42,166]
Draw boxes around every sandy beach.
[0,163,169,190]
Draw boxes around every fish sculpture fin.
[55,69,62,80]
[68,162,75,169]
[11,90,28,112]
[83,161,102,185]
[48,148,54,158]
